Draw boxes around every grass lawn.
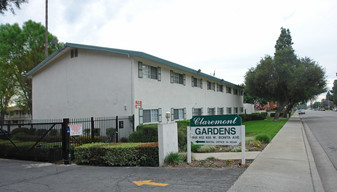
[244,117,288,140]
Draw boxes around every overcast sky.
[1,0,336,101]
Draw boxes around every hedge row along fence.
[74,142,159,166]
[128,113,268,151]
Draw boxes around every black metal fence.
[0,115,134,163]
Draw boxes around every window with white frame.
[170,71,185,85]
[240,90,243,96]
[192,76,202,88]
[207,81,215,91]
[233,88,238,95]
[226,86,232,94]
[138,62,161,81]
[139,108,162,124]
[227,107,232,114]
[234,107,238,114]
[192,108,203,116]
[217,84,223,92]
[171,108,186,120]
[208,107,215,115]
[240,107,244,113]
[217,107,224,115]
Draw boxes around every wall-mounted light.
[165,112,171,123]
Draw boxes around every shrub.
[191,143,201,152]
[129,124,158,142]
[164,153,183,165]
[255,134,270,144]
[74,142,159,166]
[120,137,128,142]
[11,127,29,135]
[197,145,216,153]
[177,120,189,150]
[36,129,47,136]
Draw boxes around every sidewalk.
[227,113,324,192]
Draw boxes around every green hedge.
[239,112,267,122]
[74,142,159,166]
[129,120,189,150]
[0,143,63,162]
[128,124,158,142]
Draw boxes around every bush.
[129,124,158,142]
[74,142,159,166]
[239,113,267,122]
[177,120,189,151]
[255,134,271,144]
[164,153,183,165]
[11,127,29,135]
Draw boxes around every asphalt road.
[301,110,337,192]
[0,158,245,192]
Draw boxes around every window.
[233,89,238,95]
[170,71,185,85]
[240,90,243,96]
[227,107,232,114]
[171,108,186,120]
[208,108,215,115]
[240,107,244,113]
[234,107,238,114]
[138,62,161,81]
[207,81,215,91]
[192,76,202,88]
[217,107,224,115]
[192,108,203,116]
[70,48,78,58]
[217,84,223,92]
[226,86,232,94]
[139,108,162,124]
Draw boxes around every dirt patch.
[167,159,253,168]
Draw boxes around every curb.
[300,117,325,192]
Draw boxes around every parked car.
[298,109,305,114]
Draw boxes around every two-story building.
[26,43,244,127]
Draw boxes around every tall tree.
[332,80,337,105]
[245,28,326,120]
[0,0,26,14]
[0,20,61,114]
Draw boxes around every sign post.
[187,115,245,164]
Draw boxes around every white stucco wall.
[243,103,255,114]
[133,57,244,126]
[31,48,244,130]
[32,49,133,119]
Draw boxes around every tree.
[245,27,326,120]
[332,80,337,105]
[0,0,26,14]
[0,20,61,114]
[0,57,16,124]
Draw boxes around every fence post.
[115,116,119,143]
[91,117,94,143]
[62,118,70,165]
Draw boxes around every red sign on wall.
[135,100,142,109]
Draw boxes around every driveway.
[0,158,245,192]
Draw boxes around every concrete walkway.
[227,113,324,192]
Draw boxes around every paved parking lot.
[0,158,245,192]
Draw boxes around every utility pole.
[45,0,48,58]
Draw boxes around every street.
[301,110,337,192]
[0,158,245,192]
